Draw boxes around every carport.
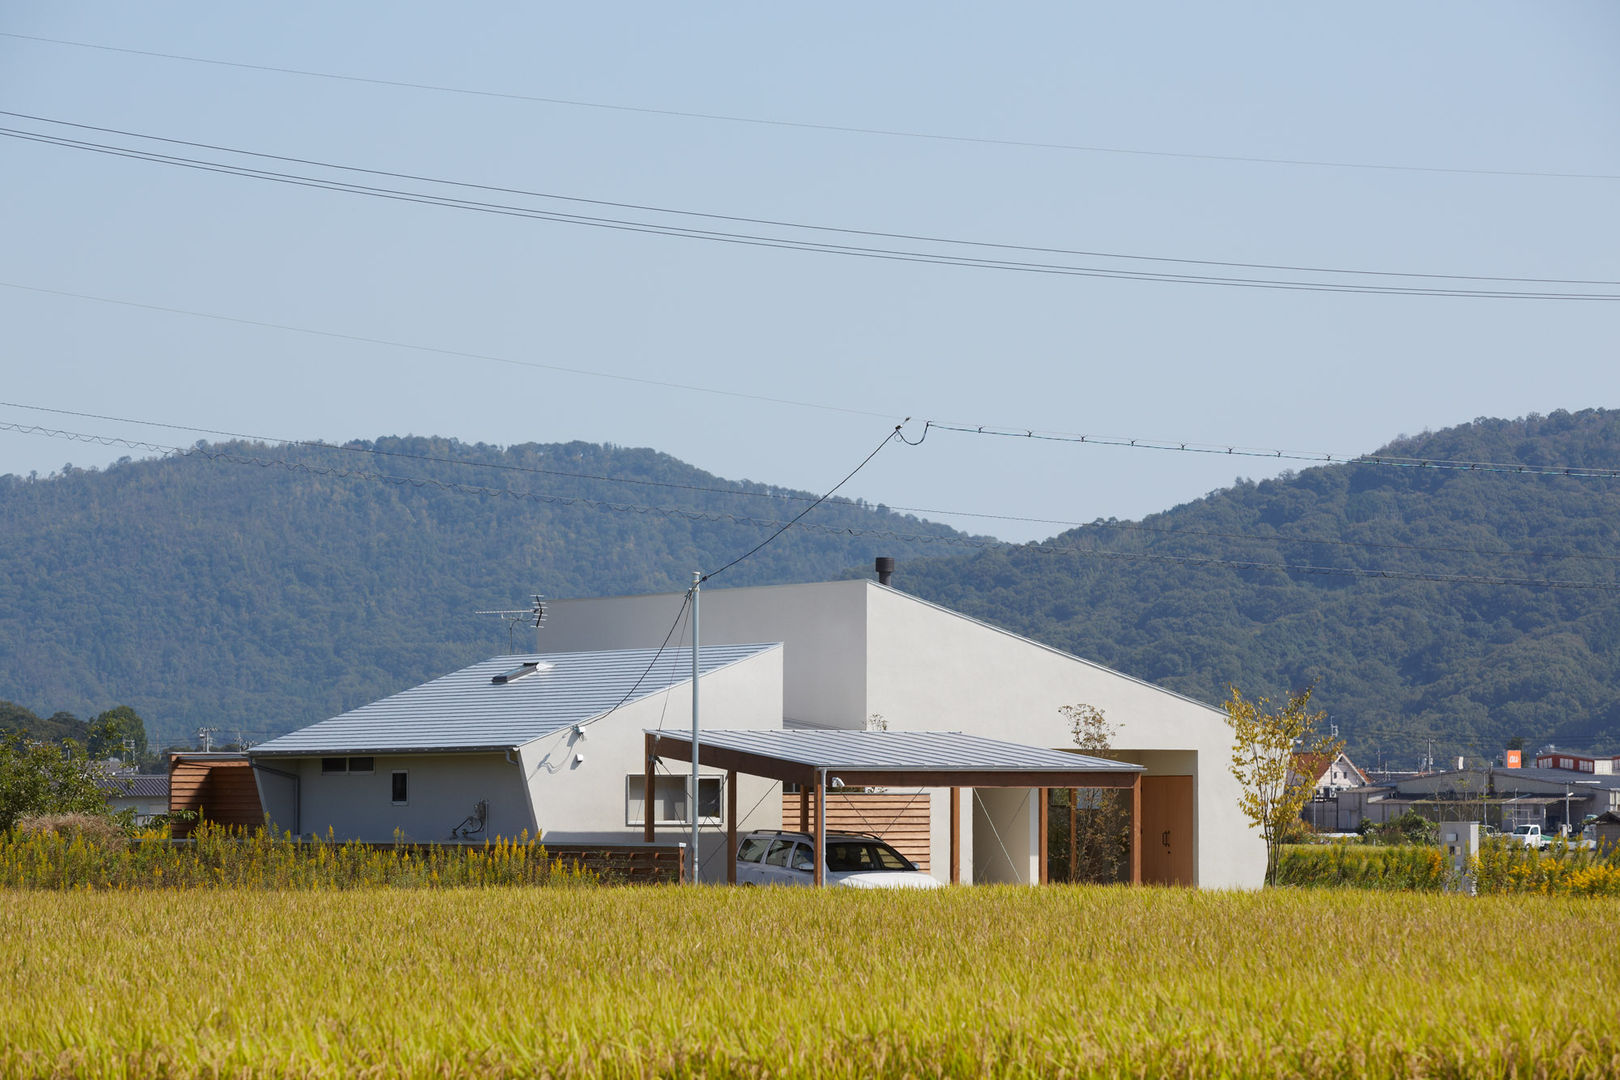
[643,729,1145,885]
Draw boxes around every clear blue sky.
[3,3,1616,543]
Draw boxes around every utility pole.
[690,570,701,885]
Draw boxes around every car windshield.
[825,840,915,873]
[1513,826,1533,835]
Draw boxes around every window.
[348,757,374,774]
[737,836,770,863]
[624,775,723,826]
[391,771,408,805]
[321,758,347,774]
[790,844,814,872]
[764,839,794,867]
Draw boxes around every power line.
[8,111,1618,290]
[5,124,1616,301]
[0,281,894,422]
[702,424,905,582]
[925,421,1620,480]
[5,419,1618,592]
[5,32,1617,183]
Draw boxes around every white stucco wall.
[863,585,1262,889]
[514,646,785,882]
[544,580,1265,889]
[265,752,533,844]
[544,582,869,728]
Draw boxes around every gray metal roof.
[97,774,169,798]
[659,728,1142,774]
[251,644,778,756]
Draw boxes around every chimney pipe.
[874,557,895,586]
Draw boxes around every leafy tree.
[0,735,117,833]
[1057,704,1130,883]
[87,706,148,764]
[1223,685,1343,886]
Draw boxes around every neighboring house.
[1323,765,1620,834]
[538,576,1265,888]
[98,772,169,824]
[1292,751,1366,831]
[1532,748,1618,776]
[1292,751,1366,797]
[1593,811,1620,854]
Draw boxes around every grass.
[3,887,1618,1078]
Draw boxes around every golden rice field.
[4,887,1618,1079]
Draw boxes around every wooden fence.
[782,790,932,870]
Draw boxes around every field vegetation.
[4,886,1618,1079]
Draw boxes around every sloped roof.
[251,644,778,756]
[97,774,169,798]
[677,728,1140,775]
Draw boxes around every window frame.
[624,774,724,827]
[391,770,409,806]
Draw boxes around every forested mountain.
[5,412,1618,765]
[0,437,968,745]
[887,410,1620,769]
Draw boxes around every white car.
[734,830,942,888]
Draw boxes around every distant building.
[1533,747,1619,776]
[97,773,168,824]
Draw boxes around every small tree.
[0,735,117,833]
[87,706,149,765]
[1059,704,1130,883]
[1223,685,1343,886]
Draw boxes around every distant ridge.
[888,409,1620,767]
[0,436,968,744]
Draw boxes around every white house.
[251,576,1264,888]
[539,577,1265,889]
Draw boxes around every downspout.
[250,761,300,836]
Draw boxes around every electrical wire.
[14,399,1620,567]
[701,424,905,583]
[5,419,1618,591]
[9,111,1619,289]
[576,591,691,732]
[5,124,1616,301]
[0,280,894,421]
[924,421,1620,480]
[11,397,1620,566]
[6,33,1617,183]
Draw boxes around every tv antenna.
[475,594,547,654]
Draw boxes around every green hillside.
[888,410,1620,769]
[0,437,967,745]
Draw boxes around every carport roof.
[647,728,1143,789]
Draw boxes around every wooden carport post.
[949,787,961,884]
[1130,773,1142,885]
[1038,787,1050,885]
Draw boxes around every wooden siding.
[543,843,685,884]
[168,759,264,836]
[782,790,932,870]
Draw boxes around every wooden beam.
[949,787,961,884]
[726,769,738,885]
[799,787,810,832]
[1130,774,1142,886]
[796,769,1142,790]
[643,733,656,843]
[1038,787,1049,885]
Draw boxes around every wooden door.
[1140,775,1195,885]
